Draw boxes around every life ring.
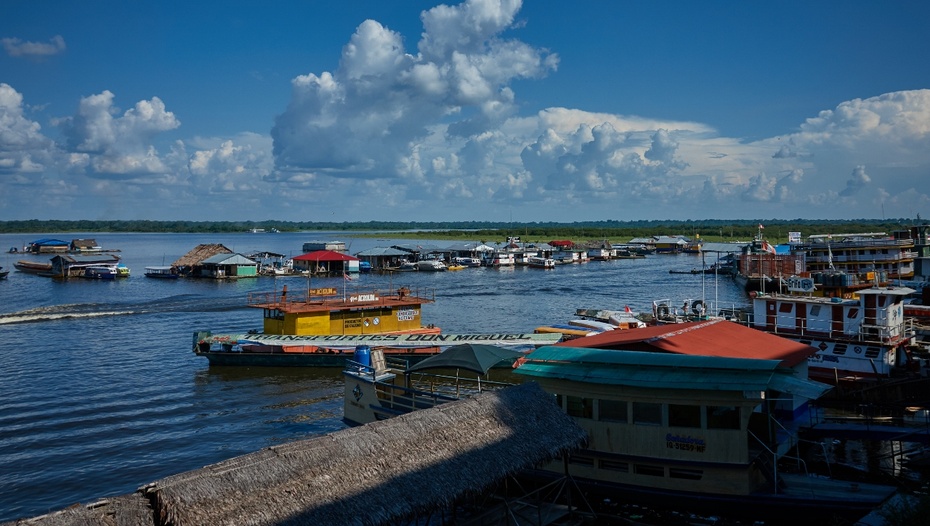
[691,300,705,315]
[656,305,670,319]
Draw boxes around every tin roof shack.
[293,250,360,275]
[69,238,103,253]
[354,246,409,271]
[49,254,121,279]
[654,235,689,253]
[198,253,258,279]
[172,244,233,277]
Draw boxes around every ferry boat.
[526,256,555,269]
[193,284,560,366]
[748,283,920,383]
[789,231,916,280]
[144,266,180,279]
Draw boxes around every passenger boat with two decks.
[747,276,922,386]
[194,284,559,366]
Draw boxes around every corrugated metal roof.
[354,246,409,257]
[392,243,445,253]
[516,347,826,397]
[201,253,257,265]
[699,241,748,253]
[293,250,359,262]
[558,319,815,368]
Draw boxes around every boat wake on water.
[0,295,248,325]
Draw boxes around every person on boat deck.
[281,285,287,300]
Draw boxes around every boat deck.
[246,286,434,313]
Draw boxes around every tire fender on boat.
[691,300,705,315]
[656,305,670,319]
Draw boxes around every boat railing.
[345,357,514,417]
[246,286,435,308]
[761,315,913,344]
[749,415,828,495]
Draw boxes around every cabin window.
[263,308,284,320]
[633,464,664,477]
[778,302,793,313]
[809,305,821,316]
[599,399,628,423]
[632,402,662,426]
[833,343,847,355]
[669,468,703,480]
[566,396,593,419]
[865,347,881,358]
[600,459,629,472]
[847,308,859,319]
[706,406,740,429]
[668,404,701,428]
[568,454,594,467]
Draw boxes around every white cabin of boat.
[750,285,915,379]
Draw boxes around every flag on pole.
[624,305,633,313]
[758,224,764,229]
[343,273,352,281]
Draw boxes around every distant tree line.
[0,218,922,243]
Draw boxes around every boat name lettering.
[452,334,533,341]
[397,309,418,321]
[350,294,378,302]
[403,334,449,341]
[309,288,338,296]
[666,433,706,452]
[785,277,816,293]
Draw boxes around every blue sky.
[2,1,929,223]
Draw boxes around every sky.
[2,1,929,223]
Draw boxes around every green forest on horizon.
[0,218,924,244]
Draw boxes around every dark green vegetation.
[0,218,921,244]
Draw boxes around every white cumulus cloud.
[56,91,181,177]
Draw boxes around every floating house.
[172,244,233,277]
[69,238,104,252]
[292,250,359,275]
[198,253,258,279]
[513,344,895,523]
[654,235,689,253]
[302,240,347,253]
[49,254,123,279]
[354,246,411,271]
[26,238,70,253]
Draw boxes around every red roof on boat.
[556,319,815,368]
[549,240,574,248]
[293,250,359,262]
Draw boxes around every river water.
[0,232,748,522]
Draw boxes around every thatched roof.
[6,383,585,526]
[3,494,153,526]
[172,244,232,268]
